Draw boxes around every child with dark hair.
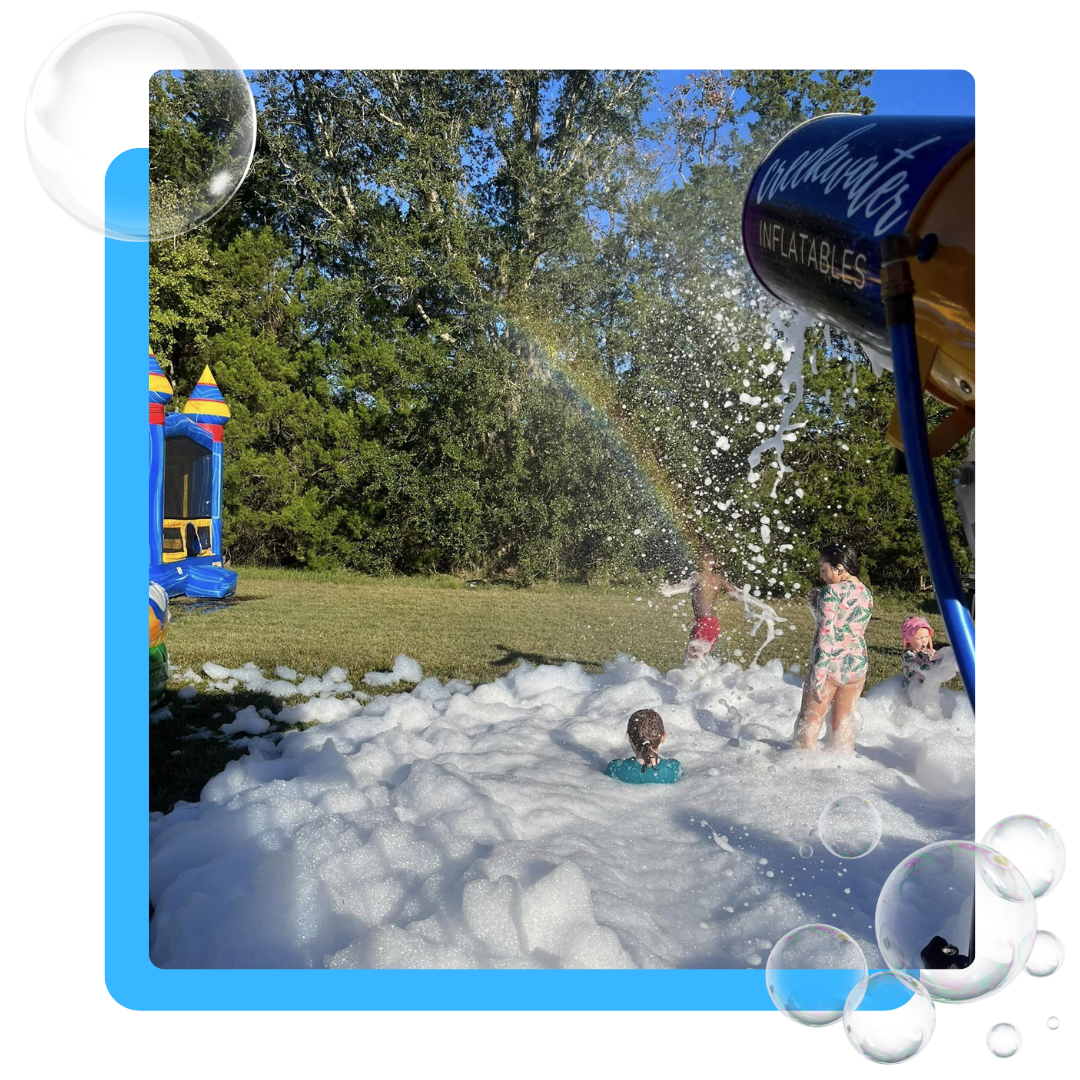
[605,709,682,784]
[793,543,873,752]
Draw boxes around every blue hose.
[889,321,976,709]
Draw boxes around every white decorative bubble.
[843,970,935,1064]
[818,795,882,859]
[989,1023,1019,1058]
[876,841,1037,1003]
[981,814,1066,898]
[26,11,253,238]
[1025,930,1065,978]
[1047,1016,1060,1030]
[799,843,814,859]
[766,923,868,1027]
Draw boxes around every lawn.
[151,569,953,812]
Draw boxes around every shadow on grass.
[170,594,269,618]
[489,644,594,671]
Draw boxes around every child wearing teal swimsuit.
[605,709,682,785]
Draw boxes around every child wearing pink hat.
[901,617,946,690]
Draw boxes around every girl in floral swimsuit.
[793,543,874,752]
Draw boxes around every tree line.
[150,69,971,595]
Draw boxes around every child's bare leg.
[686,571,722,660]
[793,681,837,749]
[829,679,865,752]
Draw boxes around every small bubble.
[799,844,814,859]
[1024,930,1065,977]
[1048,1016,1060,1030]
[986,1023,1021,1058]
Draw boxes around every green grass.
[151,569,956,813]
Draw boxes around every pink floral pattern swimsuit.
[808,579,874,697]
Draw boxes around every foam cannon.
[742,114,975,707]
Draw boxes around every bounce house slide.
[150,560,238,599]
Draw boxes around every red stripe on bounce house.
[150,403,165,424]
[196,419,223,440]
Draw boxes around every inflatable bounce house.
[149,350,238,599]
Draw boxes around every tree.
[149,68,969,594]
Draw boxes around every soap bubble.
[986,1023,1021,1058]
[766,923,868,1026]
[843,971,935,1064]
[876,841,1037,1003]
[981,814,1066,898]
[25,13,255,240]
[818,795,882,859]
[148,69,256,239]
[1025,930,1065,978]
[1048,1017,1060,1030]
[799,843,814,859]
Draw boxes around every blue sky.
[654,69,974,116]
[865,69,973,115]
[242,69,974,118]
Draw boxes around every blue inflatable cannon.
[742,114,975,708]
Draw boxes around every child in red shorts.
[658,550,738,661]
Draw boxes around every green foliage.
[150,69,969,593]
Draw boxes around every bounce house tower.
[148,350,237,599]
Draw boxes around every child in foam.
[792,543,873,752]
[901,616,956,695]
[658,550,739,661]
[605,709,682,784]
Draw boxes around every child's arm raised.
[658,577,695,598]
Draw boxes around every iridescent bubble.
[981,814,1066,898]
[1048,1016,1060,1030]
[147,69,256,240]
[25,13,255,240]
[799,843,814,859]
[818,795,882,859]
[843,971,935,1064]
[1025,930,1065,978]
[876,841,1037,1003]
[987,1023,1021,1058]
[766,923,868,1027]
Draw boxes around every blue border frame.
[106,147,774,1009]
